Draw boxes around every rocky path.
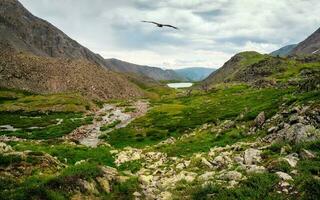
[66,100,148,147]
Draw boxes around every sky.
[19,0,320,69]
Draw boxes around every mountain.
[203,51,267,85]
[291,27,320,55]
[0,0,143,99]
[104,58,185,81]
[270,44,297,57]
[174,67,216,82]
[0,0,108,66]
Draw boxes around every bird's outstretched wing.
[141,20,160,26]
[163,24,179,29]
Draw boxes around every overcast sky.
[19,0,320,69]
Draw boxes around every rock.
[100,166,118,182]
[96,177,110,193]
[0,142,13,153]
[110,150,118,154]
[246,165,267,173]
[201,157,213,169]
[80,180,99,194]
[75,160,86,165]
[159,191,172,200]
[276,172,293,181]
[212,155,225,166]
[220,171,242,181]
[300,149,316,159]
[268,126,278,133]
[277,123,320,144]
[198,171,215,181]
[234,155,244,164]
[176,163,185,170]
[133,191,142,197]
[284,153,299,167]
[254,112,265,127]
[184,160,191,167]
[244,148,261,165]
[139,175,153,185]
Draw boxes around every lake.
[167,82,193,88]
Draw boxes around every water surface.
[167,82,193,88]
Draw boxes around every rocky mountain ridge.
[291,27,320,55]
[104,58,185,81]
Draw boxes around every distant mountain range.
[270,44,297,57]
[271,27,320,57]
[104,59,185,81]
[174,67,216,82]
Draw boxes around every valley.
[0,1,320,199]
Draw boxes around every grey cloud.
[19,0,320,68]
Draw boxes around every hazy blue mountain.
[104,58,185,81]
[174,67,216,82]
[270,44,297,57]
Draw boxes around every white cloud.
[19,0,320,68]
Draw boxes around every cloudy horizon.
[19,0,320,69]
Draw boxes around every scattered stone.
[0,142,13,153]
[80,180,99,194]
[254,112,266,127]
[159,191,172,200]
[234,155,244,164]
[96,177,110,193]
[300,149,316,159]
[276,172,293,181]
[244,148,261,165]
[75,160,86,165]
[284,153,299,167]
[278,123,320,144]
[133,191,142,197]
[220,171,242,181]
[201,157,213,169]
[176,163,185,170]
[139,175,153,185]
[198,171,215,181]
[246,165,266,173]
[268,126,278,133]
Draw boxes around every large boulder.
[243,148,261,165]
[254,112,266,127]
[277,123,319,144]
[0,142,13,153]
[219,171,243,181]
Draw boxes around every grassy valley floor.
[0,82,319,199]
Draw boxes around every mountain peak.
[291,27,320,55]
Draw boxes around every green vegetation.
[100,119,121,131]
[0,88,94,112]
[0,113,93,139]
[10,141,114,166]
[191,173,283,200]
[155,129,251,157]
[106,85,318,148]
[0,88,95,139]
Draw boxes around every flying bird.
[141,21,179,30]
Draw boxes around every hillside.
[0,49,143,99]
[174,67,215,82]
[203,51,267,85]
[0,0,107,66]
[291,27,320,55]
[0,0,146,99]
[270,44,297,57]
[104,58,185,81]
